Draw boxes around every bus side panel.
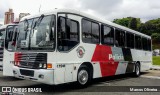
[3,49,14,76]
[91,45,137,78]
[92,45,120,77]
[131,49,152,71]
[115,61,128,75]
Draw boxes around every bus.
[13,9,152,86]
[0,24,18,74]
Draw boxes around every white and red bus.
[13,9,152,86]
[0,24,18,74]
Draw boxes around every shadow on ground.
[0,76,24,81]
[19,72,150,93]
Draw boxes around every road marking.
[141,75,160,79]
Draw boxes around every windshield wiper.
[33,14,44,30]
[29,14,44,50]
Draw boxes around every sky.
[0,0,160,25]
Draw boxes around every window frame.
[135,34,142,50]
[57,16,80,52]
[115,28,126,48]
[148,39,152,51]
[82,18,100,44]
[126,32,135,49]
[5,25,18,52]
[101,24,115,46]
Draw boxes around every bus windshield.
[0,29,5,47]
[17,15,55,50]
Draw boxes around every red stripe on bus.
[99,62,118,76]
[14,52,22,62]
[91,45,118,77]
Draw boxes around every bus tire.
[134,63,140,77]
[77,66,91,87]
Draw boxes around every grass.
[153,56,160,65]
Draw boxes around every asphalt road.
[0,71,160,95]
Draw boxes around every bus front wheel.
[77,66,91,87]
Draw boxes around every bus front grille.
[15,53,47,69]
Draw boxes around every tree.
[151,33,160,42]
[113,18,130,27]
[129,18,137,30]
[113,17,160,46]
[113,17,141,31]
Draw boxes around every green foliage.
[151,33,160,42]
[147,18,160,25]
[129,18,137,30]
[113,17,141,31]
[113,18,130,27]
[113,17,160,44]
[153,56,160,66]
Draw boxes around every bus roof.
[0,23,17,30]
[21,9,151,39]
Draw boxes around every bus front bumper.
[13,66,55,85]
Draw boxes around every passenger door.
[3,25,17,76]
[55,14,81,83]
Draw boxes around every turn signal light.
[47,63,52,68]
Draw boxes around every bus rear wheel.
[77,66,90,87]
[134,63,140,77]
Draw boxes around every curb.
[150,65,160,71]
[141,75,160,79]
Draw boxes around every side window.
[82,20,91,43]
[92,22,100,43]
[130,33,135,48]
[148,39,151,51]
[142,37,148,50]
[101,25,114,46]
[135,35,142,49]
[70,21,79,41]
[6,26,14,41]
[121,31,125,47]
[115,29,125,47]
[5,25,15,50]
[58,16,79,51]
[82,19,100,44]
[126,32,131,48]
[126,32,134,49]
[12,27,18,41]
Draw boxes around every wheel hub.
[78,70,88,85]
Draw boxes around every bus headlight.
[43,64,47,68]
[14,62,20,66]
[39,63,43,68]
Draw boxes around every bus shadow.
[21,72,150,94]
[0,76,24,81]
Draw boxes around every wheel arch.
[78,62,94,79]
[135,61,141,72]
